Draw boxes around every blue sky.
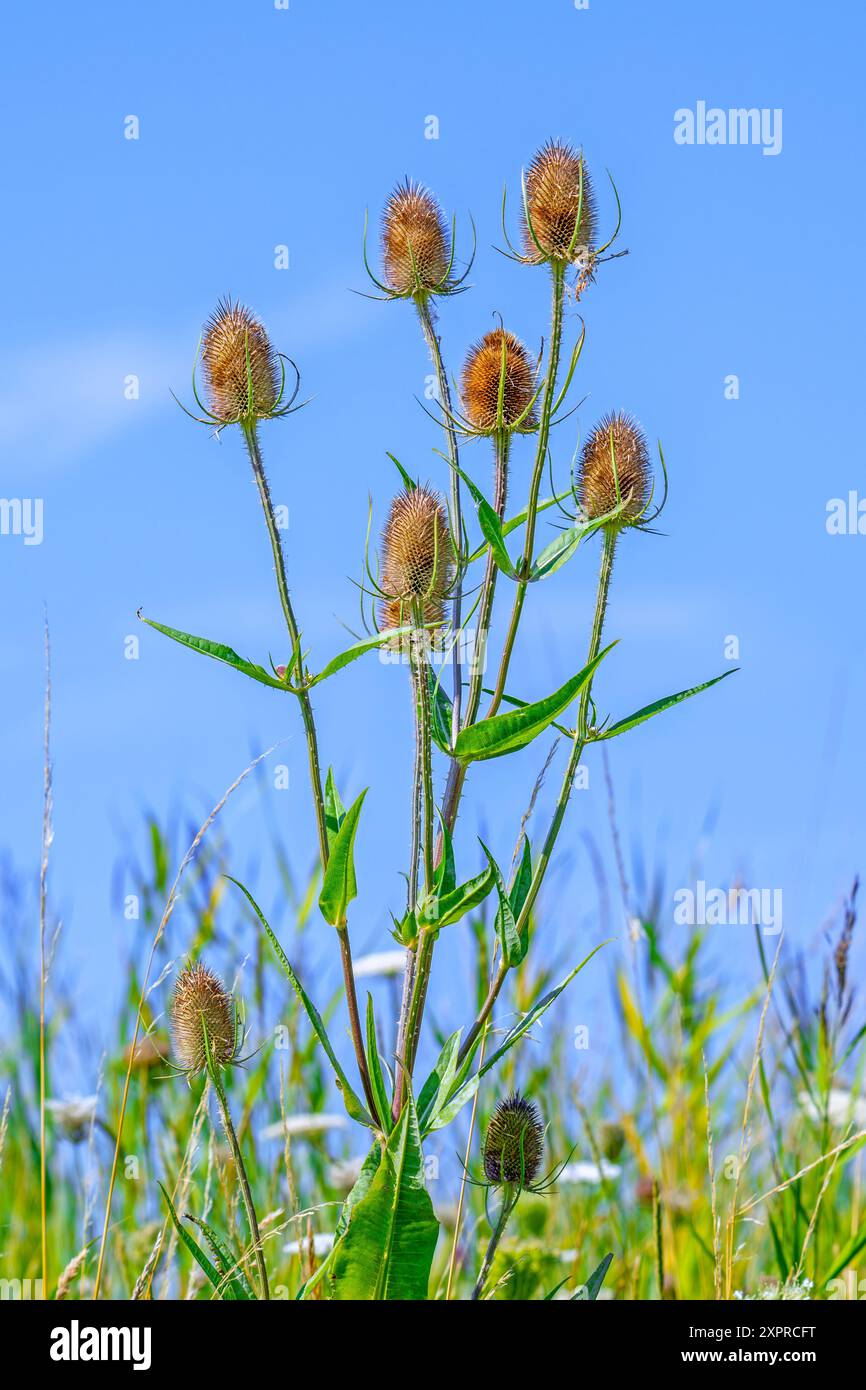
[1,0,864,1064]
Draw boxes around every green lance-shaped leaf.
[481,836,533,968]
[318,789,367,926]
[467,491,572,564]
[330,1096,439,1300]
[158,1182,234,1300]
[592,669,737,742]
[455,644,616,763]
[529,525,585,582]
[428,667,454,755]
[572,1252,614,1301]
[417,1028,467,1131]
[417,859,495,930]
[185,1215,256,1300]
[458,467,518,579]
[140,616,293,691]
[365,994,394,1136]
[323,767,347,849]
[433,810,456,897]
[424,945,610,1133]
[226,876,374,1128]
[480,841,521,967]
[308,629,413,687]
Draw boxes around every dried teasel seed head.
[461,328,536,431]
[523,140,596,265]
[379,485,452,630]
[201,298,280,423]
[576,411,651,524]
[171,962,236,1074]
[381,180,450,296]
[483,1093,544,1189]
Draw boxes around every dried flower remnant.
[461,328,536,432]
[382,180,450,295]
[201,298,280,423]
[483,1094,545,1189]
[380,485,453,630]
[523,140,596,265]
[171,962,237,1075]
[576,411,652,524]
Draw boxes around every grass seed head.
[382,180,450,295]
[576,411,651,524]
[201,298,280,423]
[483,1093,544,1189]
[461,328,536,431]
[171,961,236,1075]
[380,485,452,630]
[523,140,596,265]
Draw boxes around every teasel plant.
[137,137,737,1300]
[162,961,269,1300]
[471,1094,548,1299]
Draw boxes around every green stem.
[416,296,463,740]
[393,656,425,1117]
[209,1060,269,1300]
[242,422,377,1122]
[484,262,566,721]
[472,1185,519,1300]
[456,524,618,1068]
[397,629,437,1098]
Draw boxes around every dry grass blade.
[703,1051,722,1300]
[56,1244,89,1300]
[725,933,783,1297]
[131,1230,163,1301]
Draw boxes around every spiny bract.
[523,140,596,264]
[483,1094,545,1188]
[201,298,280,423]
[171,961,237,1074]
[576,411,651,523]
[461,328,536,431]
[381,180,450,295]
[380,485,452,630]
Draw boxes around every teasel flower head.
[523,140,596,268]
[380,179,453,298]
[483,1094,545,1189]
[379,484,453,634]
[460,328,538,434]
[171,961,238,1075]
[200,298,281,424]
[575,411,653,527]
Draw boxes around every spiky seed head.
[380,485,452,630]
[576,411,651,524]
[171,962,236,1074]
[483,1094,544,1189]
[523,140,596,265]
[382,180,450,295]
[461,329,536,431]
[201,298,280,423]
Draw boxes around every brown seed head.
[381,180,450,295]
[171,962,236,1074]
[461,328,536,431]
[523,140,596,264]
[380,485,452,630]
[201,298,280,423]
[483,1094,545,1189]
[576,411,651,524]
